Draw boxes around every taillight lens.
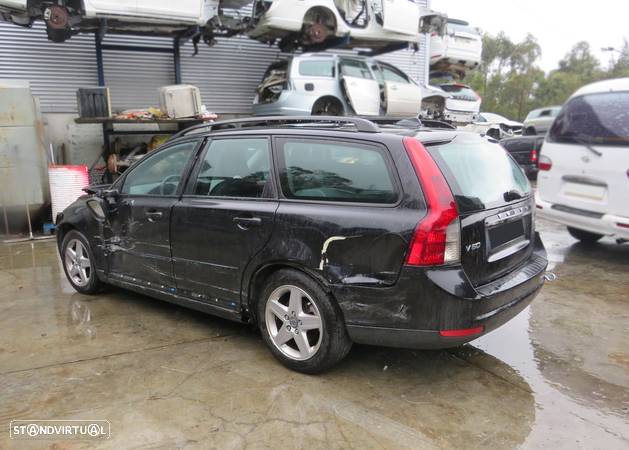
[530,149,538,163]
[538,155,552,171]
[403,137,460,266]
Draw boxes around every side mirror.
[101,188,120,199]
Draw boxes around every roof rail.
[172,116,380,139]
[363,116,457,130]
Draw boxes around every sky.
[432,0,629,72]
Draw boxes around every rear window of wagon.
[426,134,531,213]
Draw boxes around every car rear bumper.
[430,47,481,67]
[337,234,548,349]
[535,196,629,239]
[347,283,540,349]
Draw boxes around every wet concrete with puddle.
[0,218,627,449]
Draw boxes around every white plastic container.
[49,165,90,220]
[159,85,202,119]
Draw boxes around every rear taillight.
[538,155,552,171]
[403,137,460,266]
[530,149,538,163]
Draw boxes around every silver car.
[252,53,423,117]
[522,106,561,136]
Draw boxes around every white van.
[536,78,629,243]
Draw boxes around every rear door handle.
[145,210,163,222]
[233,216,262,229]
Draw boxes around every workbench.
[75,117,211,182]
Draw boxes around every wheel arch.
[245,262,335,325]
[55,222,77,250]
[311,95,345,115]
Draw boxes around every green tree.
[608,39,629,78]
[459,34,626,121]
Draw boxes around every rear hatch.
[538,90,629,218]
[446,21,481,53]
[426,133,534,286]
[440,84,480,113]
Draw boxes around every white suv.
[536,78,629,243]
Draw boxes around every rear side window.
[340,59,373,79]
[278,139,397,204]
[427,134,530,213]
[299,60,334,77]
[548,92,629,146]
[380,64,410,83]
[192,138,271,198]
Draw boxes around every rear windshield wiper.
[571,135,603,157]
[504,189,525,202]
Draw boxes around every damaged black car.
[56,116,549,373]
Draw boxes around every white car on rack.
[430,18,482,77]
[536,78,629,244]
[0,0,446,50]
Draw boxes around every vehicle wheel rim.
[264,285,323,361]
[65,239,92,287]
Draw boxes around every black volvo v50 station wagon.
[56,116,548,373]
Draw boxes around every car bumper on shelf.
[535,196,629,240]
[443,110,477,124]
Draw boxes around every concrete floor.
[0,218,627,449]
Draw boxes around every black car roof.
[169,116,462,146]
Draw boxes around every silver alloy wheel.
[264,285,323,361]
[64,238,92,287]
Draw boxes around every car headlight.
[86,199,106,221]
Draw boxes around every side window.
[299,60,335,77]
[381,65,410,84]
[192,138,271,198]
[121,142,196,196]
[339,59,373,80]
[278,139,397,204]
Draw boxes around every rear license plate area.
[489,219,525,249]
[561,182,606,202]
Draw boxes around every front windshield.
[548,92,629,145]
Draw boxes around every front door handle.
[233,216,262,229]
[145,210,163,222]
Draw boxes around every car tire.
[257,269,352,373]
[524,127,536,136]
[567,227,603,244]
[61,230,103,294]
